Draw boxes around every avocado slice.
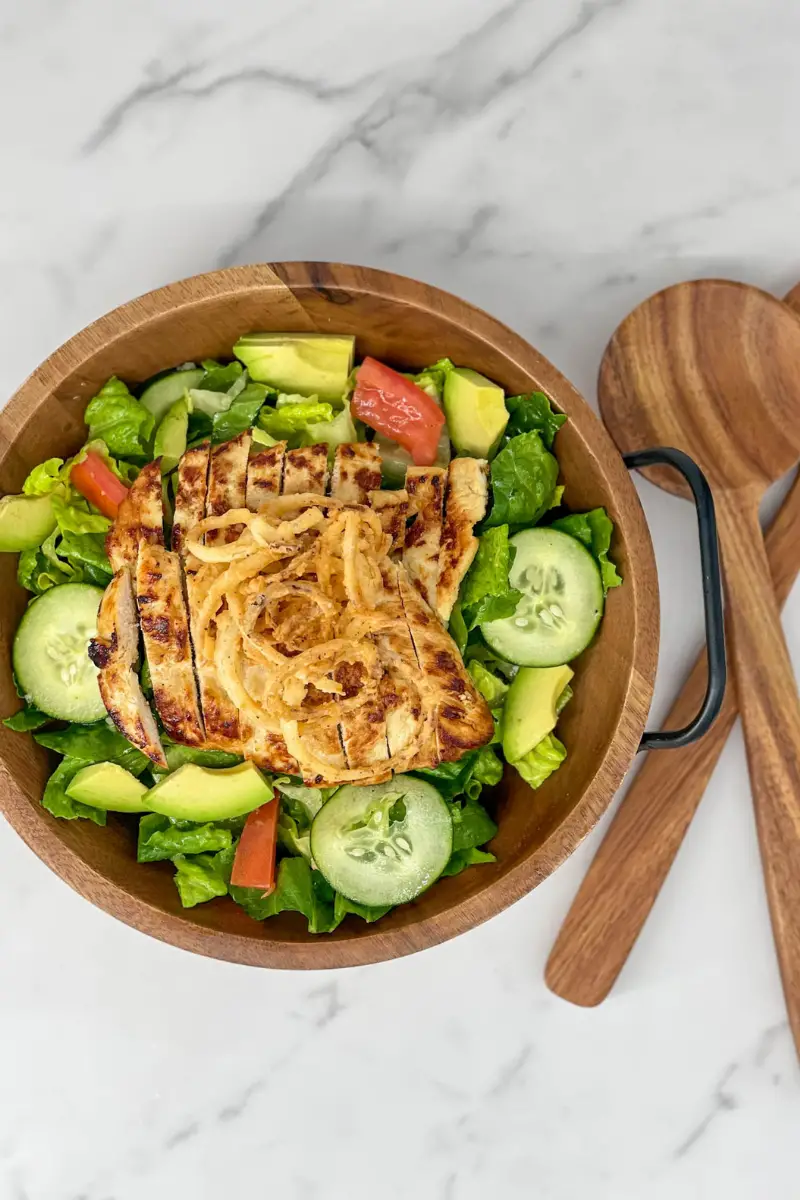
[145,761,273,822]
[233,334,355,403]
[502,665,574,763]
[0,493,57,553]
[66,762,151,813]
[443,367,509,457]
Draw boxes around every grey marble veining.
[2,1,800,1197]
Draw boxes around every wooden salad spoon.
[545,280,800,1055]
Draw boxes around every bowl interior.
[0,263,658,967]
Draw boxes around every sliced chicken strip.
[397,566,494,763]
[435,457,489,623]
[282,443,329,495]
[374,564,438,771]
[329,443,391,775]
[330,442,382,504]
[172,444,210,556]
[135,542,205,747]
[206,431,251,545]
[403,466,446,611]
[88,568,166,768]
[368,489,409,555]
[106,460,164,574]
[246,440,286,511]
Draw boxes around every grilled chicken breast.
[172,443,210,556]
[88,568,166,767]
[206,432,250,545]
[375,564,438,771]
[397,567,494,762]
[106,460,164,574]
[436,457,489,622]
[246,440,286,511]
[330,442,391,776]
[282,444,329,495]
[135,542,205,747]
[330,442,382,504]
[403,466,446,610]
[368,489,409,555]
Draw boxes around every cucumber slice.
[481,528,604,667]
[310,778,452,907]
[140,368,204,422]
[12,583,107,722]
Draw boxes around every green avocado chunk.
[233,334,355,402]
[66,762,150,813]
[0,493,57,552]
[443,367,508,457]
[502,665,574,763]
[144,761,273,822]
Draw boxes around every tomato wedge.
[230,796,280,893]
[70,451,129,519]
[351,357,445,466]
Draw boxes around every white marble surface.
[2,1,800,1196]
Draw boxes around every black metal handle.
[624,447,726,751]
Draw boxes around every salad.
[0,333,621,932]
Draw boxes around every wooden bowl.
[0,264,659,968]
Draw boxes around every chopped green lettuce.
[231,856,336,933]
[448,603,469,655]
[138,815,234,863]
[304,401,358,451]
[550,508,622,594]
[84,377,154,459]
[441,847,496,877]
[3,702,52,732]
[258,399,334,441]
[484,431,560,530]
[42,758,106,824]
[35,723,150,776]
[459,525,521,628]
[333,892,392,925]
[467,660,509,711]
[449,796,498,852]
[172,853,229,907]
[209,382,268,443]
[157,734,242,774]
[512,733,567,790]
[505,392,566,449]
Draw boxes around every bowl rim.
[0,262,659,968]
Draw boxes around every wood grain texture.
[545,283,800,1008]
[0,263,659,969]
[549,280,800,1053]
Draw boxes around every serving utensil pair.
[547,280,800,1062]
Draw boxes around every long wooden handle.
[546,472,800,1007]
[716,490,800,1055]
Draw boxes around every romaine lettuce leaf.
[84,377,154,459]
[210,382,268,443]
[550,508,622,594]
[137,815,234,863]
[410,358,455,401]
[505,391,566,449]
[459,525,521,628]
[230,856,336,933]
[484,432,560,530]
[441,847,496,877]
[41,757,106,824]
[23,458,66,496]
[258,399,334,440]
[17,546,70,594]
[172,853,229,907]
[512,733,567,790]
[471,744,504,788]
[448,603,468,655]
[449,797,498,851]
[157,734,242,774]
[467,660,508,711]
[332,892,392,926]
[50,494,111,535]
[35,723,150,775]
[304,401,358,451]
[197,361,244,394]
[3,702,52,732]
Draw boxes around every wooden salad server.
[546,280,800,1058]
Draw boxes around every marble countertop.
[2,1,800,1196]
